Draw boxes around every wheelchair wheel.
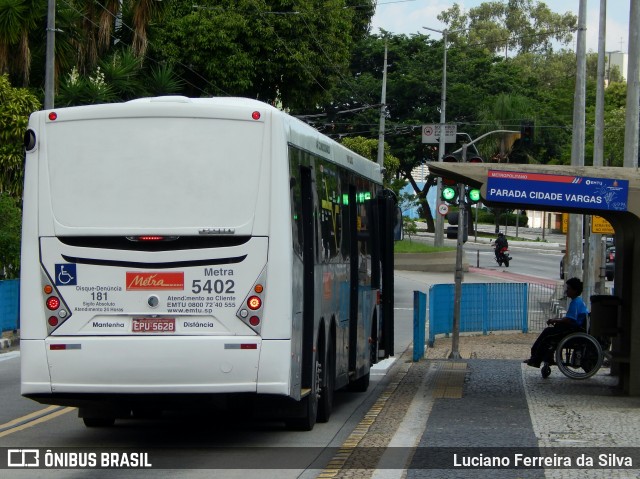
[541,364,551,378]
[555,332,603,379]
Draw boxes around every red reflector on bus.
[48,112,57,121]
[48,316,59,327]
[49,344,81,350]
[251,111,261,120]
[249,316,260,327]
[240,344,257,349]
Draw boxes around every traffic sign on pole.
[422,124,457,144]
[438,203,449,216]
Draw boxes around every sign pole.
[449,180,465,360]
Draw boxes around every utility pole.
[624,0,640,168]
[568,0,587,284]
[424,26,456,247]
[587,0,608,300]
[44,0,56,109]
[449,144,469,360]
[377,41,388,169]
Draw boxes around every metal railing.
[426,281,566,345]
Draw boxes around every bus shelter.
[428,162,640,395]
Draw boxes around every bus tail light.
[236,268,266,334]
[247,296,262,310]
[46,296,61,310]
[41,268,72,334]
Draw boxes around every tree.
[150,0,371,109]
[0,0,45,85]
[475,93,534,163]
[0,74,40,198]
[339,136,399,186]
[438,0,577,55]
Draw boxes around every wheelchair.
[540,331,608,380]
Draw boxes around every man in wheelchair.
[525,277,588,368]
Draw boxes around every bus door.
[300,166,316,390]
[348,185,359,373]
[376,191,396,358]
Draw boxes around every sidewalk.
[316,268,639,479]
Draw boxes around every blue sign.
[486,170,628,211]
[55,264,77,286]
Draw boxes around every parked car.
[559,245,615,281]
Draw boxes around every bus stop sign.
[486,170,628,212]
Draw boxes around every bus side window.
[317,161,341,262]
[289,152,304,258]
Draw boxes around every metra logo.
[126,272,184,290]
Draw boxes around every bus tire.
[286,356,319,431]
[317,335,335,423]
[83,417,116,428]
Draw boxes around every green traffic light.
[467,188,481,203]
[441,186,457,202]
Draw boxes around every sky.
[371,0,631,53]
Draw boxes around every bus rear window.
[45,117,264,231]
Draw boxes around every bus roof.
[127,96,383,184]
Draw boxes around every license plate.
[132,318,175,333]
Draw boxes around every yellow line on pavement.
[0,406,76,438]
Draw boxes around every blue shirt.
[566,296,589,328]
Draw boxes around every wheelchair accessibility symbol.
[55,264,77,286]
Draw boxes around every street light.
[423,26,465,247]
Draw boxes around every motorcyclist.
[494,232,508,261]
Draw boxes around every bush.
[0,194,21,279]
[475,208,528,228]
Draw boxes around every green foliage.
[151,0,370,109]
[402,216,418,241]
[0,193,21,279]
[438,0,577,55]
[339,136,399,185]
[56,47,184,106]
[478,208,529,228]
[394,239,454,254]
[0,74,40,198]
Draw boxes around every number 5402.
[191,279,235,294]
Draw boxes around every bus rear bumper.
[21,337,290,398]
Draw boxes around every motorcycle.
[494,246,512,267]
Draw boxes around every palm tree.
[0,0,45,86]
[127,0,166,58]
[476,93,534,163]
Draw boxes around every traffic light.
[441,155,458,186]
[441,185,458,204]
[521,120,534,144]
[466,187,481,204]
[467,156,483,163]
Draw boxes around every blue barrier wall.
[428,282,528,346]
[0,279,20,332]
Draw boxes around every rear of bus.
[20,97,294,419]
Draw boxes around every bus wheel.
[82,417,116,428]
[317,337,335,423]
[286,358,319,431]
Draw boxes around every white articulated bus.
[21,97,396,430]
